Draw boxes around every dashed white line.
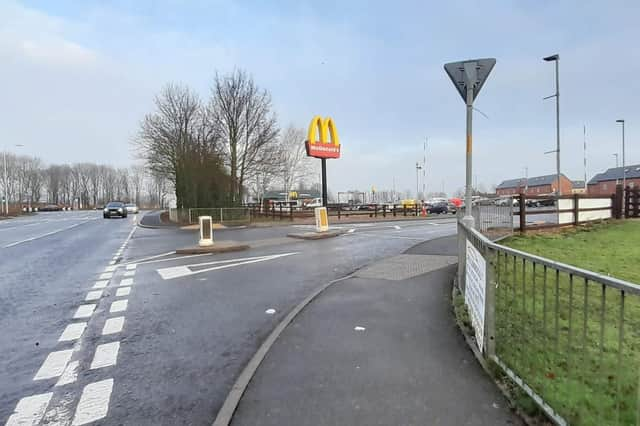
[85,290,103,301]
[108,260,116,266]
[34,350,73,380]
[126,264,137,271]
[115,287,131,297]
[93,280,108,289]
[73,304,96,319]
[90,342,120,370]
[104,265,117,272]
[98,272,113,280]
[119,278,133,286]
[102,317,125,335]
[5,392,53,426]
[110,300,128,313]
[123,270,135,277]
[58,323,87,342]
[55,360,79,387]
[72,379,114,426]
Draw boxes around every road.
[1,211,456,425]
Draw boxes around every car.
[427,202,449,214]
[125,203,139,214]
[103,201,128,218]
[447,202,457,214]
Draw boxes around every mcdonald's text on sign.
[305,116,341,159]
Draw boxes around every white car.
[125,203,139,214]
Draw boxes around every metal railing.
[457,204,514,240]
[458,221,640,425]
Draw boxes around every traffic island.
[287,229,345,240]
[175,241,249,255]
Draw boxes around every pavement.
[0,210,517,425]
[231,235,521,426]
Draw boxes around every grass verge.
[494,220,640,425]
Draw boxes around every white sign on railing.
[465,239,487,351]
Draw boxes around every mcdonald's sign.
[305,116,340,159]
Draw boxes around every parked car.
[39,204,62,212]
[125,203,139,214]
[447,202,457,214]
[427,202,449,214]
[103,201,128,218]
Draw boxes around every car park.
[103,201,128,218]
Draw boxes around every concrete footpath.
[230,235,521,426]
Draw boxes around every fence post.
[279,203,283,220]
[614,184,623,219]
[403,206,407,216]
[272,204,275,220]
[484,247,496,358]
[519,193,526,232]
[393,204,396,217]
[338,204,341,220]
[573,194,580,226]
[414,204,418,217]
[382,204,386,218]
[220,208,223,224]
[374,204,378,218]
[290,203,293,221]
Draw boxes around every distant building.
[571,180,586,194]
[496,173,574,196]
[587,164,640,195]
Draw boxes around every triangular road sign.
[444,58,496,104]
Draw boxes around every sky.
[1,0,638,196]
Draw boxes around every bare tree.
[210,69,279,202]
[276,125,315,194]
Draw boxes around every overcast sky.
[1,0,638,196]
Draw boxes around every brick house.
[587,164,640,195]
[496,173,574,196]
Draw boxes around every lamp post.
[616,120,625,190]
[543,54,561,196]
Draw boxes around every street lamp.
[543,54,561,196]
[616,119,625,190]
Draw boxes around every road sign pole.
[463,85,475,228]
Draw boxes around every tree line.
[1,154,169,209]
[135,69,319,209]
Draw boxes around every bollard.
[199,216,214,246]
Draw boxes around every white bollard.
[199,216,214,246]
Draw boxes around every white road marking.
[56,360,79,387]
[34,350,73,380]
[123,251,175,265]
[157,252,298,280]
[115,287,131,297]
[2,221,93,248]
[108,260,116,265]
[98,272,113,280]
[119,278,133,286]
[72,379,114,425]
[104,265,117,272]
[85,290,103,301]
[348,228,355,233]
[265,308,276,315]
[126,264,137,270]
[350,232,424,241]
[110,300,128,313]
[90,342,120,369]
[93,280,108,289]
[124,270,135,277]
[5,392,53,426]
[102,317,125,335]
[73,304,96,319]
[58,323,87,342]
[354,326,366,331]
[394,225,401,230]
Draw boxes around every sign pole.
[321,158,328,207]
[463,84,474,228]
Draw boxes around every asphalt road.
[1,211,457,425]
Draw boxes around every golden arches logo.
[305,116,341,159]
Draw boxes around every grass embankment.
[496,220,640,425]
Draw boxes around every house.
[587,164,640,195]
[571,180,586,194]
[495,173,574,196]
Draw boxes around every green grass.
[503,220,640,283]
[494,220,640,425]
